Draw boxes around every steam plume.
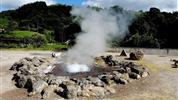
[63,7,134,65]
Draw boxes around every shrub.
[23,34,47,47]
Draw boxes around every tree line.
[0,1,178,48]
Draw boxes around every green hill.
[0,1,178,48]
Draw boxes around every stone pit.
[10,53,149,99]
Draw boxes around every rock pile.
[10,57,149,99]
[129,50,144,60]
[102,55,119,66]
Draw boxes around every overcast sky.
[0,0,177,12]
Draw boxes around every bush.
[121,33,160,48]
[23,34,47,47]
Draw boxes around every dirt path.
[0,51,178,100]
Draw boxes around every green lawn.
[11,31,40,38]
[0,30,40,38]
[1,30,68,50]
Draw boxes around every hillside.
[0,1,178,48]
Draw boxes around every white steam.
[63,7,134,71]
[65,64,90,73]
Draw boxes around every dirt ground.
[0,51,178,100]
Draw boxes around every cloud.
[82,0,178,12]
[0,0,56,11]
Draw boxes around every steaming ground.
[0,50,178,100]
[65,63,90,73]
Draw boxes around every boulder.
[24,57,32,61]
[130,66,145,75]
[44,75,70,86]
[120,50,127,56]
[78,78,91,87]
[10,62,24,71]
[78,90,91,97]
[129,50,144,60]
[87,77,104,87]
[42,85,58,99]
[120,73,129,81]
[19,65,38,75]
[31,57,42,67]
[104,86,116,94]
[102,55,118,66]
[59,84,81,99]
[67,85,81,98]
[129,72,141,79]
[94,57,107,67]
[89,86,108,97]
[119,78,128,84]
[17,75,28,88]
[141,71,149,78]
[13,73,36,89]
[113,74,128,84]
[80,84,107,97]
[99,74,113,85]
[10,58,32,71]
[28,80,48,96]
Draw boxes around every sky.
[0,0,177,12]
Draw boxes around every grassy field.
[0,30,68,50]
[1,43,68,51]
[11,31,39,38]
[0,30,40,38]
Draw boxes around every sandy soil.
[0,51,178,100]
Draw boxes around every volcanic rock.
[87,77,104,87]
[16,74,28,88]
[94,57,107,67]
[10,56,149,99]
[10,62,24,70]
[101,55,118,66]
[31,57,43,67]
[120,50,127,56]
[67,85,81,98]
[12,73,37,90]
[99,74,114,85]
[104,86,116,94]
[120,73,129,81]
[79,84,107,97]
[28,80,48,96]
[45,75,70,86]
[42,85,58,99]
[113,73,128,84]
[59,83,81,99]
[77,90,91,97]
[129,72,141,79]
[141,71,149,78]
[19,65,38,75]
[119,78,128,84]
[129,50,144,60]
[130,66,145,76]
[89,86,109,97]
